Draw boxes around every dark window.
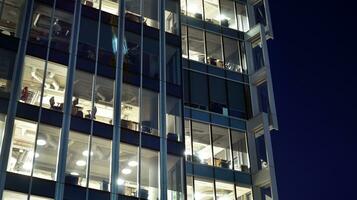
[189,71,208,110]
[166,44,181,85]
[143,36,159,79]
[0,48,16,98]
[209,76,227,114]
[227,81,247,118]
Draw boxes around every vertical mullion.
[110,0,126,199]
[0,0,34,198]
[54,0,82,199]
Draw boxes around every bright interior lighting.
[76,160,86,167]
[218,14,230,20]
[117,178,125,185]
[121,168,132,175]
[23,162,32,170]
[36,139,47,146]
[128,161,138,167]
[82,150,94,157]
[29,151,39,158]
[70,172,79,176]
[187,4,200,14]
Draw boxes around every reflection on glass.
[216,181,235,200]
[99,22,118,68]
[118,143,138,197]
[121,84,140,131]
[0,0,25,37]
[212,126,232,169]
[72,70,93,119]
[220,0,237,29]
[165,0,179,34]
[236,3,249,32]
[20,56,67,111]
[143,36,159,79]
[181,25,188,59]
[3,190,53,200]
[0,114,6,153]
[236,186,253,200]
[192,121,212,165]
[223,37,241,72]
[141,89,159,136]
[166,44,181,85]
[253,44,264,71]
[88,137,111,191]
[0,48,16,98]
[7,119,37,176]
[94,76,114,124]
[101,0,119,16]
[140,148,159,200]
[186,0,203,20]
[180,0,186,15]
[33,124,60,180]
[166,96,182,141]
[206,32,223,68]
[65,131,89,187]
[186,176,193,200]
[167,155,184,200]
[143,0,159,28]
[204,0,220,25]
[194,178,214,200]
[188,27,205,63]
[184,120,192,162]
[231,130,250,172]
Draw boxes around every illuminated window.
[0,114,5,154]
[186,0,203,20]
[236,186,253,200]
[166,96,182,141]
[143,0,159,29]
[0,0,26,37]
[165,0,179,34]
[121,84,140,131]
[220,0,237,29]
[3,190,53,200]
[186,176,194,200]
[140,148,159,200]
[204,0,220,25]
[192,121,212,165]
[216,181,235,200]
[118,143,138,196]
[206,32,223,67]
[141,89,159,136]
[212,126,232,169]
[236,3,249,32]
[232,130,250,172]
[194,178,214,200]
[167,155,184,200]
[188,27,205,63]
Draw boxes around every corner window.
[236,3,249,32]
[223,37,242,73]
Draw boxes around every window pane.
[236,186,253,200]
[65,131,89,187]
[257,82,270,113]
[165,0,179,34]
[99,22,118,68]
[167,155,184,200]
[7,119,37,176]
[126,0,140,16]
[186,176,194,200]
[220,0,237,29]
[223,37,241,72]
[140,148,159,200]
[209,76,227,114]
[141,89,159,136]
[231,130,250,172]
[184,120,192,162]
[181,25,188,59]
[0,0,26,37]
[49,6,73,53]
[143,37,159,79]
[212,126,232,169]
[0,114,5,154]
[194,178,214,200]
[166,44,181,85]
[33,124,60,180]
[118,143,138,196]
[180,0,186,15]
[3,190,53,200]
[72,70,93,119]
[101,0,119,16]
[186,0,203,20]
[188,27,205,63]
[78,15,98,62]
[206,32,223,68]
[125,31,141,73]
[81,0,100,9]
[143,0,159,29]
[227,81,247,118]
[166,96,182,141]
[254,1,266,26]
[253,44,264,71]
[88,137,111,191]
[0,48,16,98]
[236,3,249,32]
[94,76,114,124]
[192,121,212,165]
[204,0,220,25]
[121,84,140,131]
[189,71,208,110]
[216,181,235,200]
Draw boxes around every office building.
[0,0,278,199]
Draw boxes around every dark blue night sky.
[268,0,357,199]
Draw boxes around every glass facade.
[0,0,278,199]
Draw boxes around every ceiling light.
[36,139,47,146]
[117,178,125,185]
[76,160,86,167]
[70,172,79,176]
[121,168,132,175]
[128,161,138,167]
[82,150,94,157]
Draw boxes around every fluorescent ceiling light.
[128,161,138,167]
[76,160,87,167]
[82,150,94,157]
[36,139,47,146]
[121,168,132,175]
